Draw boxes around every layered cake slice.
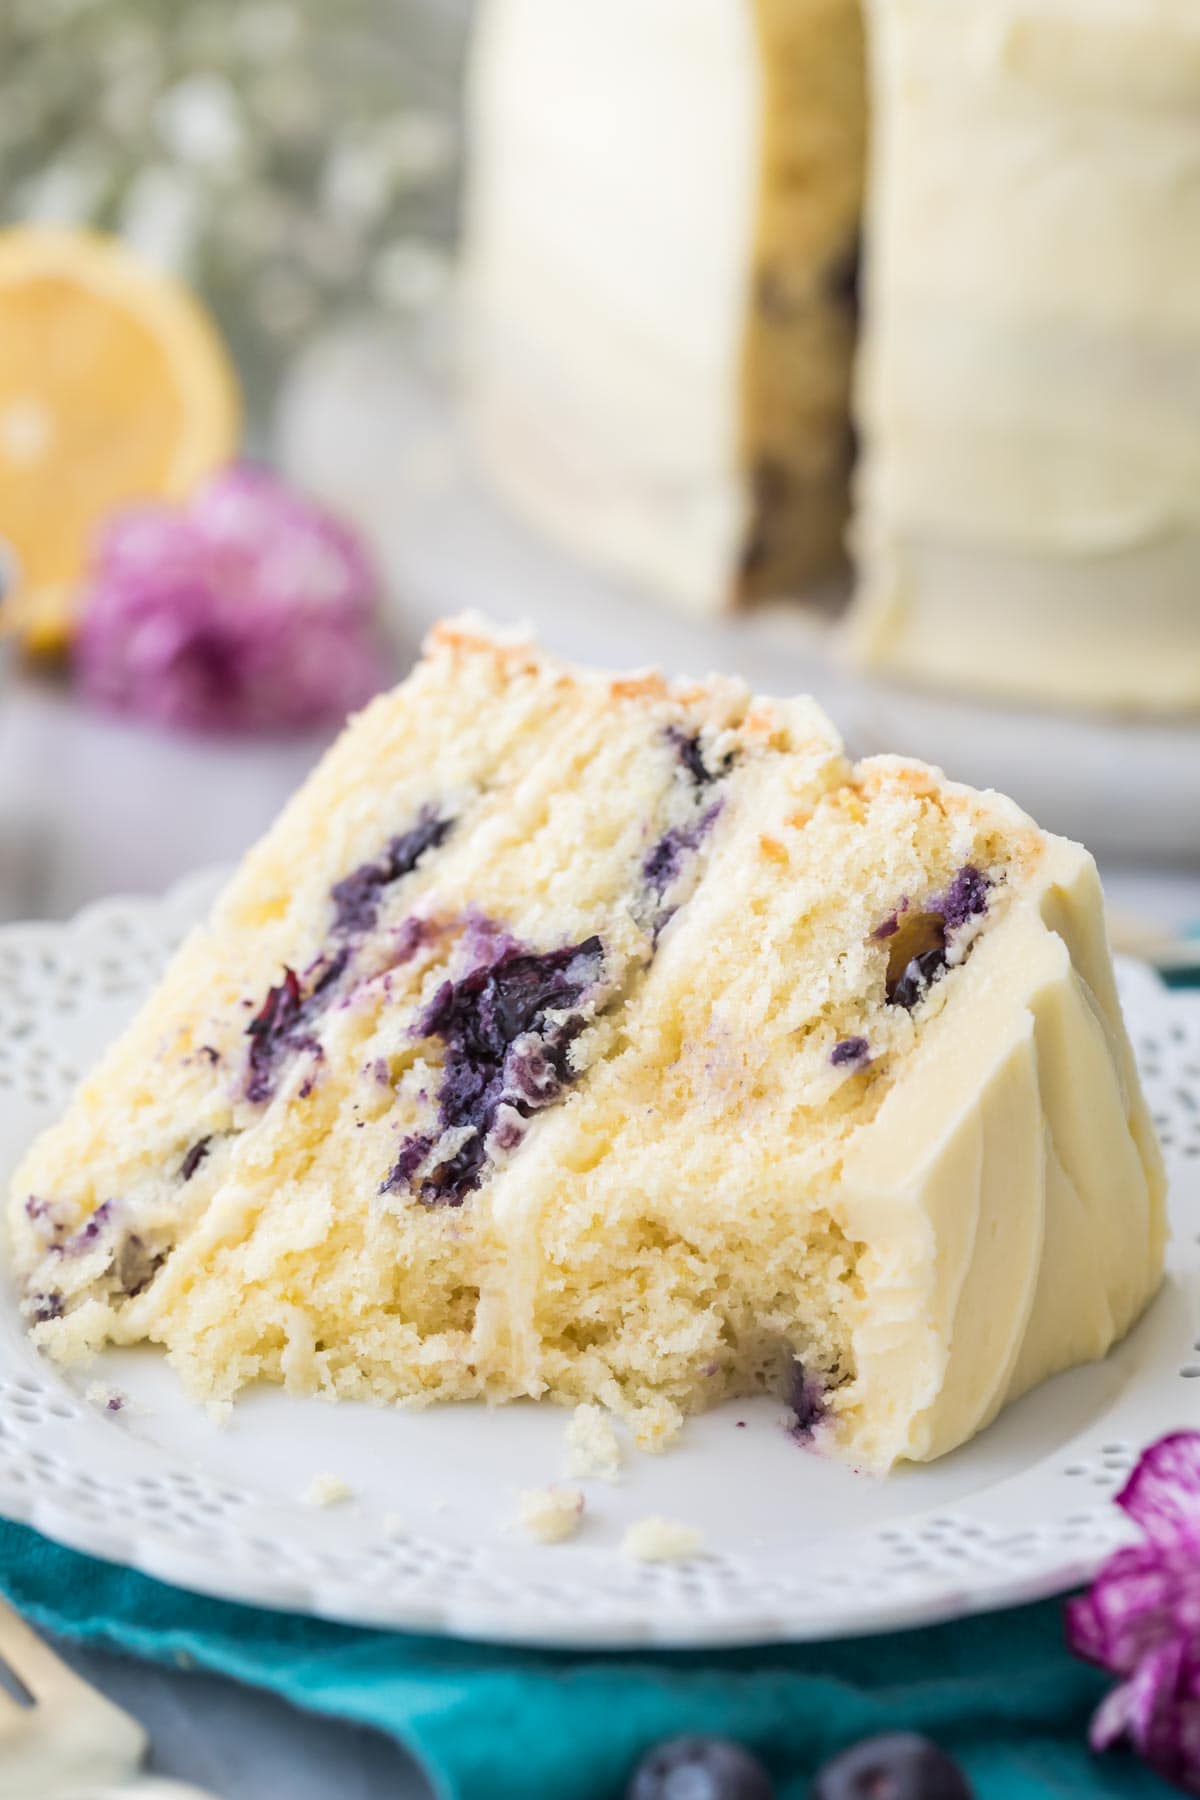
[9,622,1164,1469]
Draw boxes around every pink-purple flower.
[1067,1432,1200,1792]
[74,464,390,734]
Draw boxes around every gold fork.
[0,1593,217,1799]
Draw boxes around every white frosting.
[839,833,1165,1468]
[852,0,1200,710]
[460,0,758,612]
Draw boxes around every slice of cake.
[460,0,866,613]
[9,621,1164,1470]
[851,0,1200,712]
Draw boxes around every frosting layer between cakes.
[8,622,1165,1469]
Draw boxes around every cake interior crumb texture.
[303,1473,354,1508]
[517,1485,585,1545]
[565,1403,622,1483]
[9,620,1165,1472]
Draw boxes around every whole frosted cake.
[461,0,866,613]
[10,622,1164,1469]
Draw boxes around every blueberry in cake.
[9,620,1165,1469]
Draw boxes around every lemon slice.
[0,227,240,653]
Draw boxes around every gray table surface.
[52,1633,431,1800]
[3,668,1200,1800]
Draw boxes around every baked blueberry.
[244,946,348,1103]
[889,947,947,1012]
[883,868,990,1010]
[382,927,606,1203]
[935,865,988,934]
[787,1360,826,1440]
[179,1136,211,1181]
[330,809,453,936]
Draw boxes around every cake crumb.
[382,1511,408,1536]
[516,1485,585,1545]
[84,1382,126,1414]
[303,1472,354,1507]
[621,1516,704,1563]
[565,1403,622,1483]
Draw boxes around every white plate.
[0,874,1198,1648]
[278,322,1200,863]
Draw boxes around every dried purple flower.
[74,464,390,735]
[1066,1432,1200,1791]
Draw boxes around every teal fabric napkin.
[0,1519,1166,1800]
[1162,929,1200,991]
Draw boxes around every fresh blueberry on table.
[626,1733,775,1800]
[811,1732,973,1799]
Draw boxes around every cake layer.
[461,0,865,613]
[9,622,1165,1469]
[851,0,1200,712]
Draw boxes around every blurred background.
[0,4,1197,1789]
[0,0,466,930]
[0,0,1197,949]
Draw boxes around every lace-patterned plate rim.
[0,872,1196,1650]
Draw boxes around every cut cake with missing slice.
[9,620,1165,1470]
[462,0,866,612]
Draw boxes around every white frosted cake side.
[851,0,1200,713]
